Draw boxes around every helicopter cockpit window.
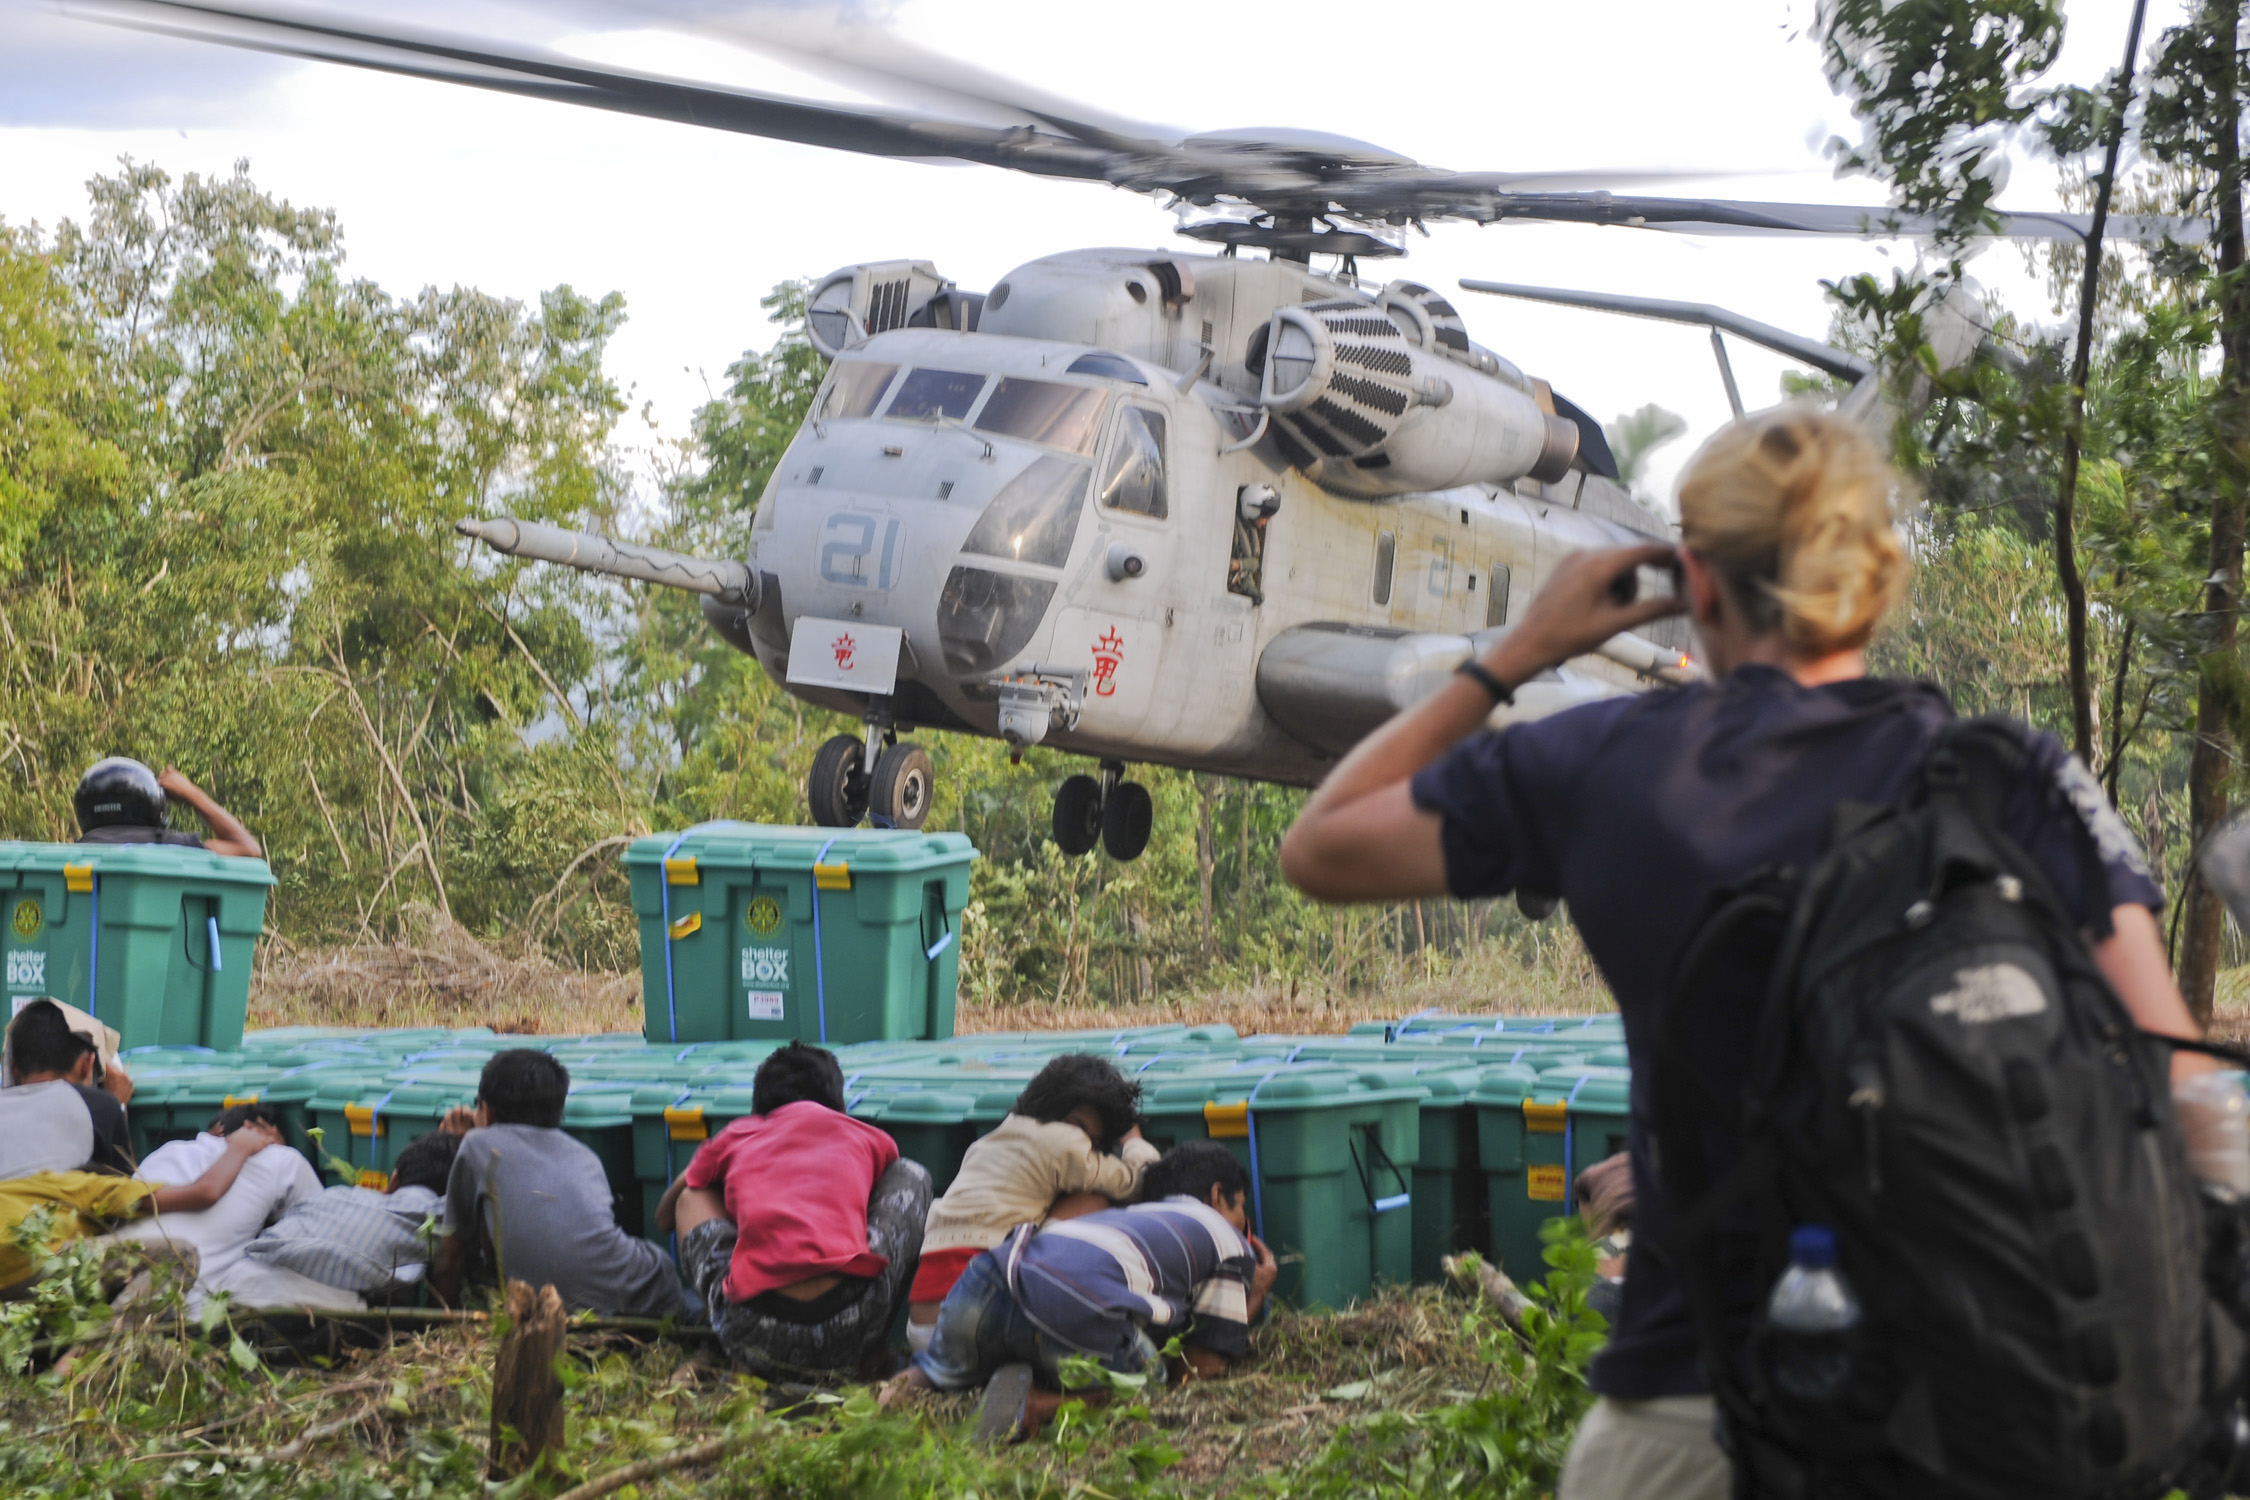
[1098,407,1167,520]
[1064,352,1147,385]
[819,361,898,421]
[936,567,1059,675]
[885,368,987,423]
[961,455,1089,568]
[972,378,1107,455]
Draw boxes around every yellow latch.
[63,864,93,894]
[1203,1101,1250,1140]
[664,856,700,886]
[221,1093,259,1108]
[1527,1165,1567,1202]
[814,861,852,891]
[668,912,702,940]
[358,1169,391,1190]
[665,1105,708,1142]
[344,1103,384,1138]
[1523,1100,1568,1135]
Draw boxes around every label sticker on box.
[740,946,790,985]
[746,991,785,1021]
[1527,1165,1567,1202]
[5,951,45,992]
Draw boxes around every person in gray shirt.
[0,1002,136,1177]
[427,1051,681,1319]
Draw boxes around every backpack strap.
[1928,717,2117,942]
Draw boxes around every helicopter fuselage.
[716,248,1685,791]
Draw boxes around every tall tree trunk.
[2058,0,2153,766]
[1194,776,1220,957]
[2104,620,2138,806]
[2182,0,2250,1024]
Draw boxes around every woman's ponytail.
[1675,407,1908,655]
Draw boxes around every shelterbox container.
[0,841,275,1051]
[1136,1062,1422,1309]
[624,825,977,1047]
[1480,1066,1631,1283]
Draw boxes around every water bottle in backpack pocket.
[1763,1225,1860,1404]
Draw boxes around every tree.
[1604,404,1687,489]
[2142,0,2249,1020]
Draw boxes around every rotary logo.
[10,899,39,940]
[744,895,784,936]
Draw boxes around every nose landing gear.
[809,705,933,830]
[1050,760,1151,861]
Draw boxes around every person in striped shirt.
[235,1130,462,1304]
[889,1141,1279,1440]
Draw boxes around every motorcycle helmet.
[74,757,167,832]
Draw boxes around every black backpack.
[1654,718,2249,1500]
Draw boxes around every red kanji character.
[1091,627,1124,698]
[834,632,856,669]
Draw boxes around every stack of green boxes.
[106,1013,1632,1306]
[4,829,1639,1310]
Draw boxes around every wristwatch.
[1455,658,1514,705]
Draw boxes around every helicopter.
[82,1,2204,862]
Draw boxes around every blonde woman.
[1281,409,2205,1500]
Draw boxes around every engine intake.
[1254,302,1579,497]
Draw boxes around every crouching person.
[655,1041,930,1382]
[431,1050,684,1318]
[895,1141,1279,1440]
[234,1129,463,1308]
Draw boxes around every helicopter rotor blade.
[629,3,1185,155]
[73,1,2215,248]
[1460,280,1874,381]
[1379,186,2206,245]
[76,0,1119,174]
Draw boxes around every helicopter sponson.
[460,247,1686,853]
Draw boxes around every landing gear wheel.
[868,742,934,830]
[1101,781,1153,862]
[1052,775,1103,856]
[808,733,868,827]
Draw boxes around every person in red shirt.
[655,1041,930,1381]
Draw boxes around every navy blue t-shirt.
[1410,664,2161,1398]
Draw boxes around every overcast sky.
[0,0,2185,507]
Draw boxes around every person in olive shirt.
[74,758,261,859]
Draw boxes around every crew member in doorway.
[74,758,261,858]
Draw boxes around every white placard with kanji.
[786,618,903,694]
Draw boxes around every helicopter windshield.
[936,568,1058,675]
[961,455,1088,568]
[885,368,987,423]
[972,378,1107,455]
[1098,407,1168,519]
[819,361,898,421]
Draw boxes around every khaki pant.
[1559,1395,1731,1500]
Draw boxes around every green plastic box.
[1137,1062,1422,1310]
[1385,1062,1539,1286]
[625,825,977,1047]
[0,841,275,1051]
[1479,1066,1631,1284]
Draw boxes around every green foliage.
[1816,0,2068,254]
[1272,1219,1606,1500]
[1604,403,1686,487]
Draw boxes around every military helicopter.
[87,1,2201,861]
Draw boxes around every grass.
[247,909,1616,1040]
[0,1231,1604,1500]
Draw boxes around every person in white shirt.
[106,1103,343,1312]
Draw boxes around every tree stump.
[489,1280,568,1479]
